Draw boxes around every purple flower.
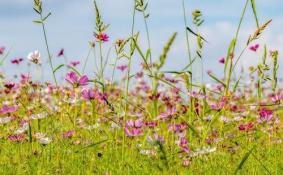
[258,108,273,123]
[126,119,143,128]
[69,60,80,67]
[249,44,259,52]
[157,108,176,120]
[81,88,97,101]
[219,57,225,64]
[270,93,283,103]
[63,130,75,138]
[8,134,26,142]
[20,73,31,84]
[117,64,128,72]
[57,48,64,57]
[124,127,143,137]
[65,71,89,87]
[0,47,5,55]
[0,105,18,114]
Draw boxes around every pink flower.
[0,47,5,55]
[126,119,143,128]
[95,33,109,42]
[8,134,26,142]
[124,127,143,136]
[183,159,191,167]
[135,72,144,78]
[20,73,31,84]
[168,122,187,133]
[270,93,283,103]
[145,121,157,128]
[219,57,225,64]
[178,137,190,153]
[4,82,15,90]
[258,108,273,123]
[63,130,75,138]
[81,88,97,101]
[0,105,18,114]
[157,107,176,120]
[239,122,254,131]
[57,48,64,57]
[11,58,23,65]
[69,60,80,67]
[249,44,259,52]
[65,71,89,87]
[117,64,128,72]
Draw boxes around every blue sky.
[1,0,283,82]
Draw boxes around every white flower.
[0,116,12,124]
[190,147,216,157]
[30,112,48,120]
[27,50,41,65]
[15,122,29,134]
[38,137,52,145]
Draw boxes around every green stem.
[40,13,57,86]
[142,10,152,64]
[122,0,136,168]
[225,0,249,94]
[99,42,104,83]
[82,47,92,74]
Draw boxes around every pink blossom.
[219,57,225,64]
[124,127,143,136]
[126,119,143,128]
[20,73,31,84]
[11,58,23,65]
[249,44,259,52]
[57,48,64,57]
[270,93,283,103]
[63,130,75,138]
[258,108,273,123]
[117,64,128,72]
[4,82,15,90]
[0,47,5,55]
[65,71,89,87]
[81,88,97,101]
[157,107,176,120]
[8,134,26,142]
[239,122,254,131]
[0,105,18,114]
[69,60,80,67]
[95,33,109,42]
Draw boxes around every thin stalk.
[122,0,136,168]
[142,10,152,64]
[40,13,57,86]
[99,42,104,83]
[111,49,119,83]
[182,0,194,143]
[82,47,92,74]
[225,0,249,95]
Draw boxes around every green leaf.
[233,76,242,93]
[186,27,207,42]
[208,73,226,88]
[224,39,236,77]
[250,0,260,28]
[157,32,177,69]
[75,139,108,153]
[145,49,151,61]
[234,146,256,175]
[42,12,52,21]
[53,64,65,74]
[33,20,43,24]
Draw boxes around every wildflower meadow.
[0,0,283,174]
